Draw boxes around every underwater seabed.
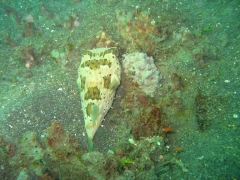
[0,0,240,179]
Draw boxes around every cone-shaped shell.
[77,47,121,151]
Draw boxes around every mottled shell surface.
[77,47,121,146]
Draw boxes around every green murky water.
[0,0,239,179]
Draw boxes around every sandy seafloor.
[0,0,239,179]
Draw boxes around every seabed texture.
[0,0,239,179]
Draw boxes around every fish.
[77,47,121,151]
[172,147,183,152]
[162,127,175,132]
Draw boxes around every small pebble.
[233,114,238,118]
[128,139,135,144]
